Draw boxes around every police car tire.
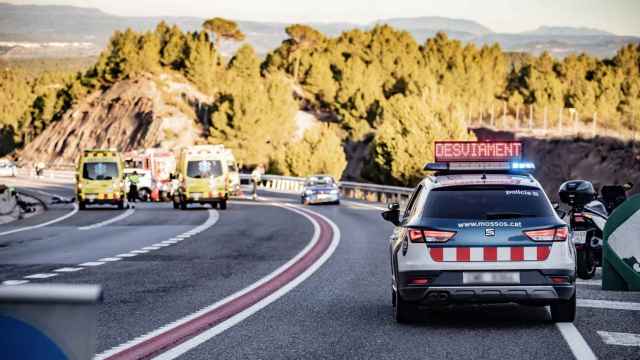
[393,290,417,324]
[576,249,596,279]
[550,293,576,323]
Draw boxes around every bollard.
[0,284,102,360]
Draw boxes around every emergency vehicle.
[382,141,576,323]
[123,149,176,201]
[173,145,229,210]
[76,149,127,210]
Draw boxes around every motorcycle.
[558,180,609,279]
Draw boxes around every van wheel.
[219,200,227,210]
[393,290,417,324]
[550,293,576,322]
[79,201,86,210]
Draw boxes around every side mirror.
[382,203,401,226]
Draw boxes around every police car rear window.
[187,160,222,178]
[83,162,118,180]
[422,185,555,220]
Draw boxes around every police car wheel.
[577,249,597,279]
[393,290,416,324]
[550,293,576,323]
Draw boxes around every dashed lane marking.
[143,246,161,251]
[79,261,106,267]
[2,280,30,286]
[578,299,640,311]
[117,253,138,258]
[54,267,84,272]
[98,257,122,262]
[556,322,597,360]
[576,279,602,286]
[24,273,58,279]
[131,250,149,254]
[598,331,640,347]
[78,208,135,230]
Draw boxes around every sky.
[8,0,640,36]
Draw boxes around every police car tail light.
[524,226,568,242]
[423,230,456,243]
[408,229,424,242]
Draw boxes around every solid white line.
[2,280,30,285]
[578,299,640,311]
[153,243,172,247]
[556,322,597,360]
[143,246,161,251]
[162,240,178,244]
[97,257,122,262]
[0,202,79,237]
[598,331,640,347]
[117,253,138,258]
[53,267,84,272]
[24,273,58,279]
[341,199,386,211]
[79,261,105,267]
[96,205,339,360]
[130,250,149,254]
[78,208,135,230]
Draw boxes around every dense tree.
[284,24,325,81]
[282,124,347,179]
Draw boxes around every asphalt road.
[1,176,639,360]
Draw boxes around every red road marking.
[104,207,333,360]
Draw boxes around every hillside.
[1,3,638,58]
[17,74,206,165]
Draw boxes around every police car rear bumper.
[397,269,575,305]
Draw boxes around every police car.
[382,141,576,323]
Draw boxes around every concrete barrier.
[0,284,102,360]
[602,194,640,291]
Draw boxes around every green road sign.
[603,194,640,291]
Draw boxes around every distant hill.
[523,26,614,37]
[0,2,638,59]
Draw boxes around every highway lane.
[1,178,639,359]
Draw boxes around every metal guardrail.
[241,174,414,205]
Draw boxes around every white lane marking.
[53,267,84,272]
[576,279,602,286]
[341,200,386,211]
[162,240,178,244]
[79,261,106,267]
[117,253,138,258]
[78,208,135,230]
[578,299,640,311]
[153,243,172,247]
[143,246,161,251]
[24,273,58,279]
[556,322,597,360]
[131,250,149,254]
[177,234,191,238]
[598,331,640,347]
[0,202,79,237]
[97,204,339,360]
[2,280,30,286]
[98,257,122,262]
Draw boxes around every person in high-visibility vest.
[250,164,265,200]
[128,171,140,203]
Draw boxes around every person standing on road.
[128,171,140,203]
[251,164,265,200]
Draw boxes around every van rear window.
[83,162,118,180]
[187,160,222,178]
[422,185,555,220]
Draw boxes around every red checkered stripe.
[429,246,551,262]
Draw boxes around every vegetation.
[1,20,639,186]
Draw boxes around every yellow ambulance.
[173,145,229,210]
[76,149,126,210]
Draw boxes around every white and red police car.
[382,141,576,323]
